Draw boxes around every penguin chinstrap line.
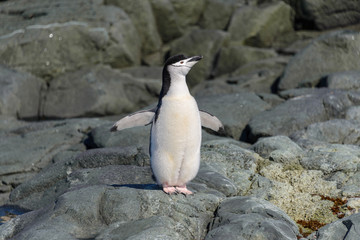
[111,55,224,195]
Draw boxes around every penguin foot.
[163,185,177,195]
[175,185,193,195]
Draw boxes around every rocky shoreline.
[1,0,360,239]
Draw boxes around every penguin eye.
[180,61,184,64]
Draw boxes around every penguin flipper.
[199,110,225,133]
[110,108,156,132]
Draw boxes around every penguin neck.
[167,73,190,97]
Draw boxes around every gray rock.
[346,106,360,121]
[149,0,183,42]
[0,4,140,78]
[198,0,238,30]
[96,216,182,240]
[323,71,360,91]
[252,136,304,166]
[42,65,160,118]
[8,146,150,210]
[299,143,360,174]
[2,184,222,240]
[258,93,285,107]
[105,0,162,56]
[247,89,355,143]
[278,31,360,90]
[0,65,44,119]
[193,56,289,96]
[307,213,360,240]
[169,0,205,30]
[291,119,360,145]
[0,118,104,206]
[228,1,294,48]
[213,44,277,77]
[170,28,229,86]
[197,93,271,140]
[298,0,360,30]
[206,196,300,240]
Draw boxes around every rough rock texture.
[206,197,300,240]
[296,0,360,30]
[0,2,140,79]
[197,93,271,140]
[322,71,360,91]
[0,65,43,119]
[247,89,357,142]
[278,31,360,90]
[228,1,294,48]
[42,65,160,118]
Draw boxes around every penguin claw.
[175,186,193,195]
[163,186,177,195]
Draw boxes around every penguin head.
[164,54,203,76]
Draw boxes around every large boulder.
[278,31,360,91]
[228,1,294,48]
[0,2,140,79]
[213,43,277,77]
[0,65,43,119]
[0,118,105,206]
[149,0,184,43]
[42,65,160,118]
[198,0,238,30]
[170,28,229,86]
[197,93,271,140]
[296,0,360,30]
[247,89,357,143]
[206,197,300,240]
[105,0,162,57]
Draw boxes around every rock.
[42,65,160,118]
[170,28,229,86]
[105,0,162,56]
[278,31,360,90]
[228,1,294,48]
[252,136,304,166]
[0,3,140,79]
[96,216,182,240]
[299,143,360,174]
[8,146,150,210]
[307,213,360,240]
[0,65,44,119]
[120,66,162,79]
[213,44,278,77]
[193,56,289,96]
[297,0,360,30]
[149,0,183,42]
[200,140,260,196]
[197,93,271,140]
[2,184,222,240]
[169,0,205,30]
[346,106,360,121]
[258,93,285,107]
[259,162,341,225]
[198,0,238,30]
[247,89,356,143]
[0,118,105,206]
[206,196,300,240]
[321,71,360,91]
[291,119,360,145]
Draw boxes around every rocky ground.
[1,0,360,239]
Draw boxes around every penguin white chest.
[150,95,202,186]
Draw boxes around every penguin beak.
[188,56,203,62]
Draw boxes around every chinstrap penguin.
[111,54,224,195]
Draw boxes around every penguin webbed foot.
[162,184,193,195]
[163,185,177,195]
[175,185,193,195]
